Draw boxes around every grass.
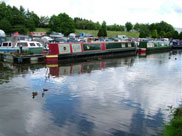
[35,28,50,33]
[35,28,139,38]
[162,108,182,136]
[75,29,139,38]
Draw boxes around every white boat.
[0,40,44,54]
[49,32,64,38]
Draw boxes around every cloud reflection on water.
[0,52,181,136]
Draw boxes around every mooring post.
[19,45,23,54]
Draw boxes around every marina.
[0,1,182,135]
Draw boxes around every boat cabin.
[0,41,12,48]
[0,41,43,48]
[0,41,44,54]
[16,41,43,48]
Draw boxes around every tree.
[39,16,49,28]
[149,21,175,38]
[166,32,172,38]
[160,31,166,38]
[139,29,150,38]
[11,6,25,25]
[151,29,158,38]
[134,23,140,31]
[49,15,60,31]
[97,28,104,37]
[97,21,107,37]
[0,18,12,33]
[173,31,179,39]
[179,32,182,40]
[107,24,124,31]
[26,18,35,31]
[125,22,133,32]
[49,13,75,36]
[12,25,27,34]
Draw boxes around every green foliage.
[0,2,40,34]
[139,29,150,38]
[0,18,12,33]
[125,22,133,32]
[12,25,27,34]
[166,32,172,38]
[39,16,49,28]
[97,21,107,37]
[178,32,182,40]
[27,19,35,31]
[160,31,166,38]
[49,13,75,36]
[173,31,179,39]
[134,23,140,31]
[149,21,175,38]
[151,29,158,38]
[74,17,100,30]
[11,6,25,26]
[162,108,182,136]
[107,24,124,31]
[26,11,40,28]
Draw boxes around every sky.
[3,0,182,28]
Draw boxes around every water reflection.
[0,51,181,136]
[47,57,135,77]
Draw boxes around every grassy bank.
[162,108,182,136]
[35,28,50,33]
[35,28,139,38]
[75,29,139,38]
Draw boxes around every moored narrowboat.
[170,40,182,49]
[0,40,44,54]
[138,40,171,53]
[45,41,137,61]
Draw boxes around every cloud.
[173,5,182,14]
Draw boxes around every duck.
[43,88,48,92]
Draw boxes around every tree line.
[0,1,182,39]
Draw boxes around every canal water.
[0,50,181,136]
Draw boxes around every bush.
[162,108,182,136]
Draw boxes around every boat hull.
[0,47,43,54]
[0,48,18,53]
[46,42,137,62]
[138,41,171,53]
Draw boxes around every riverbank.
[162,108,182,136]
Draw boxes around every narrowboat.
[45,41,137,61]
[0,40,44,54]
[170,40,182,49]
[138,40,171,53]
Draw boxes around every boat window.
[30,43,36,46]
[3,43,8,47]
[36,43,41,47]
[9,43,11,47]
[17,42,28,47]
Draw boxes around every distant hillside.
[75,29,139,38]
[35,28,139,38]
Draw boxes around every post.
[19,45,22,54]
